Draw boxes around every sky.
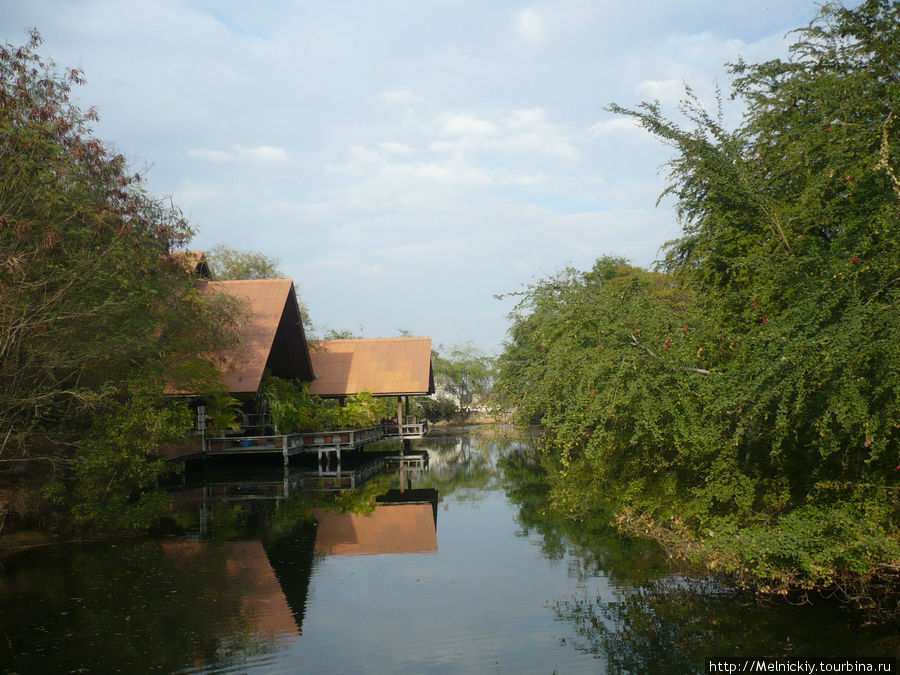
[1,0,822,354]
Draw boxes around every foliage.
[69,378,188,530]
[498,1,900,606]
[259,375,325,434]
[259,374,397,433]
[419,395,458,423]
[433,343,496,416]
[0,32,245,530]
[204,243,311,325]
[205,244,284,280]
[320,328,361,340]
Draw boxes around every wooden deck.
[168,421,430,464]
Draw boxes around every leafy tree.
[205,244,284,280]
[608,0,900,492]
[321,328,361,340]
[419,395,458,423]
[433,343,495,416]
[0,32,244,529]
[205,243,312,326]
[498,1,900,605]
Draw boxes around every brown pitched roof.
[170,279,314,396]
[309,337,434,397]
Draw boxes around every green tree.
[0,32,244,529]
[609,0,900,492]
[433,343,495,416]
[205,244,283,280]
[499,1,900,605]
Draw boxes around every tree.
[499,1,900,604]
[0,32,245,529]
[205,244,283,280]
[433,343,495,416]
[609,0,900,491]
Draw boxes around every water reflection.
[2,429,895,673]
[0,451,437,674]
[162,540,300,641]
[553,576,900,672]
[498,443,900,670]
[315,490,439,556]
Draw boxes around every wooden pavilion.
[309,337,435,438]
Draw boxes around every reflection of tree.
[499,448,670,586]
[554,577,900,673]
[499,447,900,668]
[416,431,516,501]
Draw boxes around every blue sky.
[2,0,821,353]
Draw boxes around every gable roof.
[169,279,314,396]
[309,337,434,397]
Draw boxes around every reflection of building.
[162,540,304,639]
[313,488,439,556]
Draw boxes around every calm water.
[1,428,897,673]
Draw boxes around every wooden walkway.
[165,421,430,464]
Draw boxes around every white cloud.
[378,141,416,155]
[438,113,497,137]
[587,117,644,138]
[635,79,685,106]
[514,8,546,44]
[375,89,425,106]
[3,0,820,351]
[187,144,288,163]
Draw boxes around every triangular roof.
[309,337,434,397]
[170,279,314,396]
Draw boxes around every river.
[1,427,897,673]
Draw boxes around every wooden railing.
[382,421,429,439]
[184,420,430,462]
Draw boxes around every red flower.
[825,123,831,132]
[664,339,672,350]
[851,256,859,263]
[597,343,603,349]
[682,326,688,333]
[762,317,769,324]
[590,390,595,397]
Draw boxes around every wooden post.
[397,396,404,441]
